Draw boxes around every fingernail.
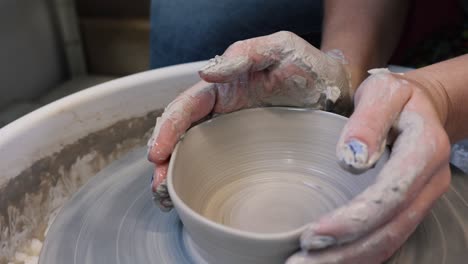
[152,192,173,211]
[301,234,336,250]
[152,191,160,203]
[157,192,169,199]
[156,183,169,198]
[199,55,222,72]
[200,55,249,76]
[338,139,369,173]
[159,198,173,212]
[152,178,172,211]
[156,182,167,193]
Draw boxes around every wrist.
[403,70,450,132]
[313,49,352,116]
[406,55,468,142]
[321,48,370,96]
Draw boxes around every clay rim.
[167,107,349,242]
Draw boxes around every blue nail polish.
[348,139,365,157]
[338,138,369,174]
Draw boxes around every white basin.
[0,61,206,262]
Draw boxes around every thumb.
[199,31,295,83]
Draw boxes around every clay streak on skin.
[303,110,435,247]
[150,31,354,211]
[337,70,408,171]
[147,83,215,160]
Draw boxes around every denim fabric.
[150,0,323,68]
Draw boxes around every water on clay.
[200,171,339,234]
[39,146,468,264]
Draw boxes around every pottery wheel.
[39,146,468,264]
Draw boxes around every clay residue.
[0,109,163,264]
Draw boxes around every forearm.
[321,0,409,92]
[406,55,468,142]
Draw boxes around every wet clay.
[167,108,387,263]
[0,109,163,263]
[39,146,468,264]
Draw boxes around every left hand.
[148,31,353,211]
[287,69,451,263]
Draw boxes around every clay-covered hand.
[147,31,353,211]
[287,69,451,263]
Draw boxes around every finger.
[199,31,296,83]
[287,165,451,264]
[303,91,451,249]
[337,72,412,172]
[152,163,168,191]
[147,81,216,163]
[151,163,173,212]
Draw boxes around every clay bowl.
[167,107,387,264]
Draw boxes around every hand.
[287,70,451,263]
[147,31,353,210]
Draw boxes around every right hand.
[147,31,352,211]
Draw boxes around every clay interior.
[171,108,383,234]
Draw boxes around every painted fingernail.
[338,139,369,173]
[301,234,336,250]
